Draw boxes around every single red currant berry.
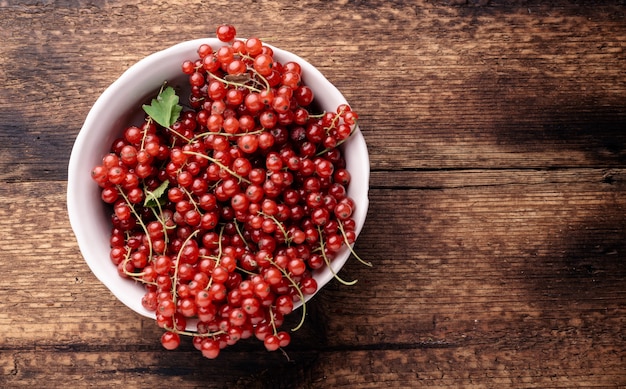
[201,338,221,359]
[216,45,235,65]
[275,295,294,315]
[281,71,301,89]
[216,24,237,42]
[158,298,176,317]
[283,61,302,75]
[197,43,213,58]
[189,72,205,87]
[259,110,278,129]
[264,334,281,351]
[288,258,306,276]
[295,85,314,106]
[182,60,196,75]
[203,54,220,72]
[276,331,291,348]
[237,134,259,154]
[101,187,119,203]
[334,202,353,220]
[161,331,181,350]
[226,59,247,75]
[245,37,263,56]
[253,54,274,76]
[232,39,247,55]
[229,308,248,327]
[271,95,290,114]
[301,277,318,295]
[141,291,158,311]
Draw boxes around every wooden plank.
[1,1,626,181]
[370,167,626,189]
[2,346,625,388]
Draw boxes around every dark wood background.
[1,1,625,387]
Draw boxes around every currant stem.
[116,185,154,264]
[315,122,358,157]
[148,206,173,247]
[183,150,251,184]
[206,71,262,93]
[204,225,225,291]
[181,186,201,212]
[268,259,306,332]
[171,229,200,307]
[166,125,192,143]
[338,221,372,267]
[120,247,151,280]
[235,266,256,276]
[246,65,271,91]
[268,306,278,335]
[233,219,252,250]
[141,117,152,149]
[259,212,291,246]
[193,127,265,141]
[317,226,358,286]
[145,181,172,247]
[164,326,225,338]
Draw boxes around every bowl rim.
[67,38,370,327]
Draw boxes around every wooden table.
[2,1,625,387]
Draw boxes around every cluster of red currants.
[91,25,363,359]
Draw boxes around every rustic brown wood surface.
[1,0,626,387]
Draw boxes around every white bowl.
[67,38,369,326]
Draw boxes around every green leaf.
[144,179,169,208]
[142,86,182,128]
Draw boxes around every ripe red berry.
[263,334,280,351]
[161,331,181,350]
[216,24,237,42]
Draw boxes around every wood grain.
[1,0,626,387]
